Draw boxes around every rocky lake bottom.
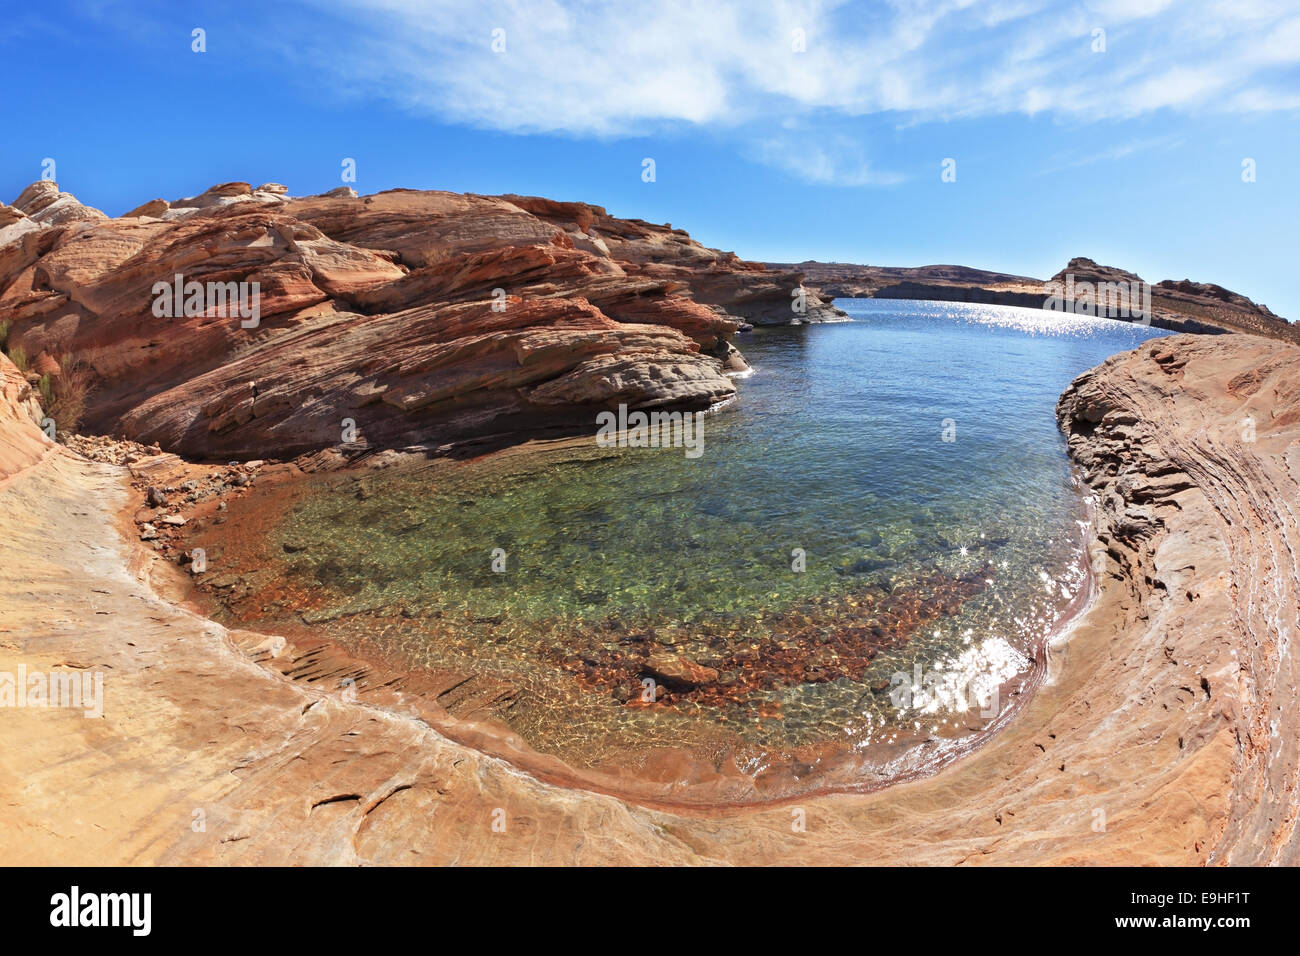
[193,300,1172,798]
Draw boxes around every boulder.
[644,650,719,688]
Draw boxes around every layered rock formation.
[774,257,1297,341]
[778,260,1044,302]
[1056,334,1300,862]
[0,181,841,460]
[3,330,1297,864]
[0,352,54,479]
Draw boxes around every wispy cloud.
[286,0,1300,184]
[755,133,907,186]
[1035,132,1185,174]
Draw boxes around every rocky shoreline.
[3,331,1298,863]
[45,429,1051,808]
[1,180,843,461]
[771,257,1296,341]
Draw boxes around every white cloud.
[756,134,908,186]
[294,0,1300,183]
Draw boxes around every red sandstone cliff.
[0,180,841,460]
[0,352,53,480]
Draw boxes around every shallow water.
[215,300,1169,788]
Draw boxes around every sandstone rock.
[163,180,290,218]
[124,198,169,218]
[0,352,51,477]
[0,215,40,251]
[205,182,254,198]
[31,351,60,377]
[0,181,769,459]
[11,181,106,226]
[645,650,719,687]
[12,181,62,215]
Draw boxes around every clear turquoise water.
[231,300,1169,778]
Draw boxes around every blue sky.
[3,0,1299,317]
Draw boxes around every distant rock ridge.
[0,180,842,460]
[773,256,1295,342]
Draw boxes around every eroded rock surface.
[1,182,842,460]
[1055,334,1300,863]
